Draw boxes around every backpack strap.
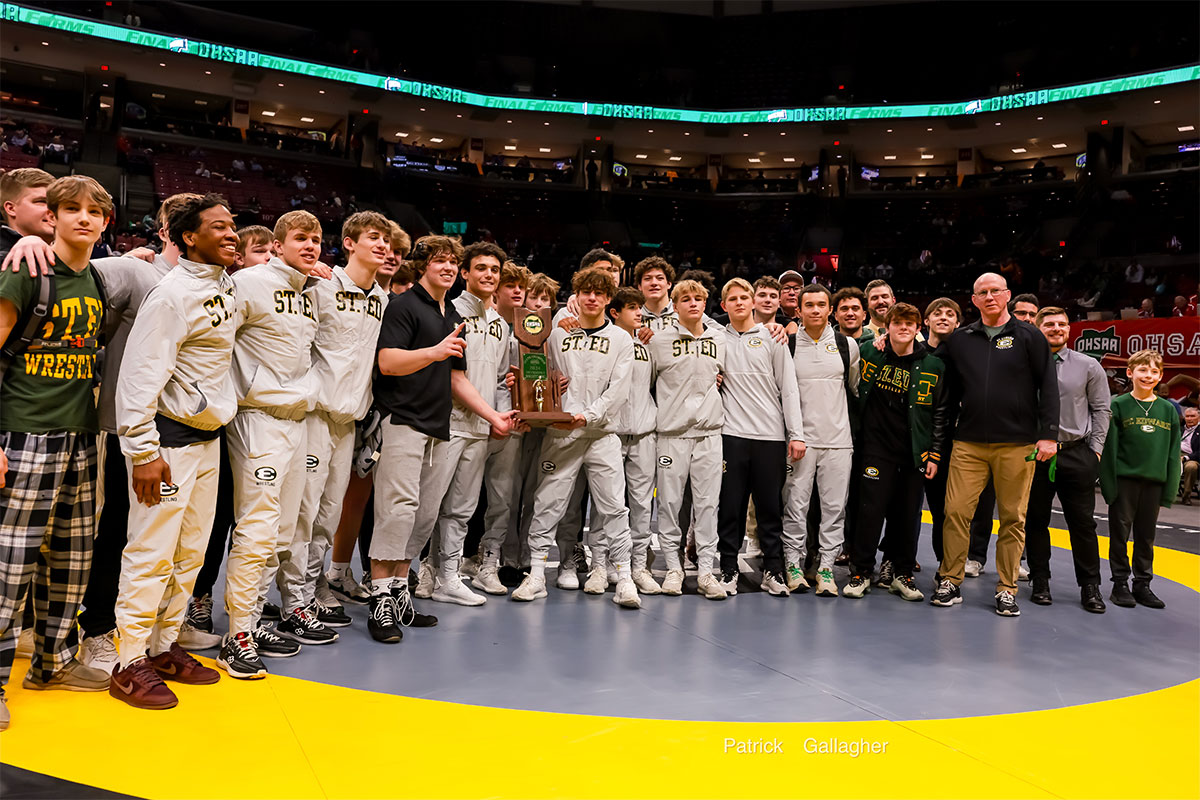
[0,269,55,382]
[834,331,851,395]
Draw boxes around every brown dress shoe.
[110,658,179,710]
[149,643,220,685]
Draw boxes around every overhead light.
[1179,125,1195,132]
[1051,142,1068,148]
[204,70,211,75]
[668,156,682,161]
[635,154,648,159]
[504,145,516,151]
[544,122,550,126]
[41,76,56,83]
[747,158,761,163]
[151,92,166,99]
[886,128,893,133]
[456,114,462,118]
[926,127,933,132]
[539,147,551,153]
[261,110,276,117]
[921,153,935,159]
[507,119,513,123]
[277,82,284,87]
[1036,116,1044,120]
[1011,147,1027,153]
[782,157,795,162]
[994,122,1002,126]
[194,99,208,106]
[300,116,314,123]
[917,172,927,177]
[684,132,691,136]
[836,155,842,159]
[41,41,49,46]
[396,132,409,137]
[318,90,325,94]
[159,62,165,67]
[884,155,897,160]
[1154,99,1161,104]
[419,108,426,112]
[648,129,654,133]
[99,102,111,109]
[429,137,444,143]
[102,83,109,88]
[742,133,749,137]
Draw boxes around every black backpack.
[0,265,108,383]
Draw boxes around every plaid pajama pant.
[0,431,98,692]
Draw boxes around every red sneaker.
[110,659,179,710]
[148,643,220,685]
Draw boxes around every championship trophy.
[510,307,573,426]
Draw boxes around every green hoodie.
[1100,393,1182,508]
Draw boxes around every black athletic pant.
[357,488,374,577]
[1107,477,1163,586]
[967,479,997,565]
[717,436,786,574]
[192,432,235,598]
[849,454,925,578]
[925,461,949,563]
[1025,442,1102,586]
[78,433,128,639]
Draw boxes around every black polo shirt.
[374,282,466,440]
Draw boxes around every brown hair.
[671,279,709,303]
[341,211,391,245]
[720,277,754,302]
[832,286,866,312]
[499,261,532,289]
[799,283,832,303]
[236,225,273,255]
[389,221,412,259]
[885,302,923,326]
[572,265,618,298]
[864,279,893,298]
[608,286,645,319]
[157,192,203,232]
[753,276,782,293]
[580,247,615,270]
[411,234,465,275]
[634,256,676,286]
[0,167,53,224]
[462,241,508,272]
[273,210,322,242]
[46,175,114,220]
[1126,348,1164,371]
[924,297,962,322]
[1034,306,1069,326]
[393,260,416,286]
[527,273,560,308]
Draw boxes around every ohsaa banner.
[1070,317,1200,397]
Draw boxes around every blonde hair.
[527,273,560,308]
[341,211,391,246]
[0,168,53,224]
[388,221,412,259]
[671,279,709,303]
[500,261,532,289]
[720,277,754,302]
[273,210,322,242]
[236,225,272,256]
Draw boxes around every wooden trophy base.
[516,410,576,427]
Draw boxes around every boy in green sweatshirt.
[1099,349,1182,609]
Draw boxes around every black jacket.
[942,317,1059,444]
[0,225,23,261]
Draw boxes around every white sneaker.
[473,564,508,595]
[815,568,839,597]
[178,623,223,650]
[555,567,580,590]
[696,573,727,600]
[842,574,870,599]
[632,568,661,594]
[79,631,119,672]
[583,568,607,594]
[661,569,685,596]
[1018,563,1030,581]
[326,570,370,604]
[14,628,34,659]
[607,567,619,586]
[459,553,482,578]
[785,561,809,593]
[964,560,983,578]
[718,569,739,596]
[511,575,548,602]
[761,570,790,597]
[613,579,641,609]
[889,575,924,602]
[431,574,486,606]
[415,564,435,599]
[314,580,341,610]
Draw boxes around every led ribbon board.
[4,2,1197,123]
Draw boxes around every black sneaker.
[1132,582,1166,609]
[718,568,739,596]
[185,593,215,633]
[312,600,352,628]
[570,543,590,575]
[498,565,525,588]
[874,560,894,589]
[392,584,438,628]
[253,625,302,657]
[930,579,962,607]
[1110,582,1136,608]
[261,602,282,622]
[994,590,1021,617]
[368,594,403,643]
[217,632,267,680]
[276,608,339,645]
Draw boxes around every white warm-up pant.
[781,446,853,571]
[481,434,522,566]
[421,434,489,578]
[622,432,657,571]
[371,423,440,563]
[526,433,632,569]
[115,438,220,666]
[656,433,721,574]
[224,409,307,634]
[281,413,355,613]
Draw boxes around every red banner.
[1070,317,1200,399]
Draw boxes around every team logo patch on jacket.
[864,466,880,478]
[541,460,556,473]
[254,466,278,483]
[825,343,840,353]
[995,336,1015,350]
[306,455,319,470]
[1140,424,1156,433]
[747,337,764,348]
[658,455,673,467]
[159,483,180,497]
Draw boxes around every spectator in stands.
[195,162,211,179]
[1124,259,1144,284]
[289,195,303,209]
[874,258,894,280]
[798,255,817,283]
[230,157,246,174]
[777,270,803,325]
[1180,407,1200,506]
[1137,298,1155,318]
[1173,295,1194,317]
[42,136,69,165]
[292,172,308,191]
[1010,293,1039,323]
[249,158,263,173]
[836,165,847,197]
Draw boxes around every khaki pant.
[115,438,219,666]
[939,440,1036,594]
